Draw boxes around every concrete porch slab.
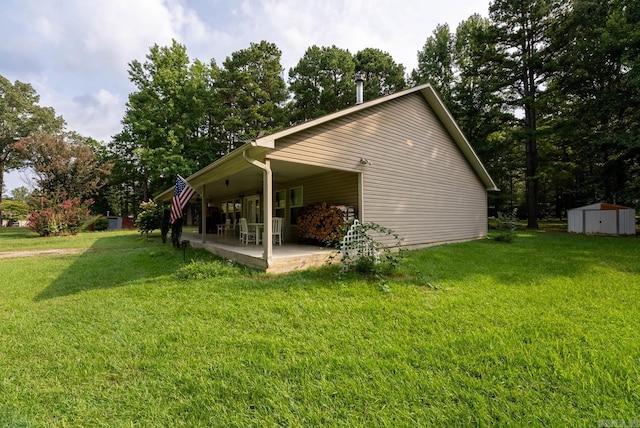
[181,232,335,273]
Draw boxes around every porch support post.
[201,184,206,244]
[358,172,364,221]
[242,150,273,267]
[262,160,273,265]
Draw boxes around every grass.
[0,227,146,252]
[0,226,639,426]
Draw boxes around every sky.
[1,0,490,194]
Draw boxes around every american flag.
[169,175,196,224]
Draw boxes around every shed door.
[585,210,618,234]
[585,211,601,234]
[599,210,617,234]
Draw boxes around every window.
[233,199,242,222]
[289,186,303,225]
[275,190,286,208]
[222,199,242,222]
[275,190,286,219]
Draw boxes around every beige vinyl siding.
[276,170,358,242]
[269,92,487,247]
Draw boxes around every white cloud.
[224,0,489,74]
[67,89,124,142]
[0,0,491,193]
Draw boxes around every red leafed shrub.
[28,192,93,236]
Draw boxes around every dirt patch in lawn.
[0,248,85,259]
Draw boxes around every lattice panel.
[340,219,380,265]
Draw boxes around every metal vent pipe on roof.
[355,72,365,105]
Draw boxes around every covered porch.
[181,230,335,274]
[158,141,361,273]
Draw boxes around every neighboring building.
[157,83,498,271]
[568,203,636,235]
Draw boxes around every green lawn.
[0,227,639,426]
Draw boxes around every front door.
[245,195,261,223]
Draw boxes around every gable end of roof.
[254,84,498,191]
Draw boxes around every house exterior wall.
[274,170,359,242]
[267,92,488,247]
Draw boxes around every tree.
[26,132,112,201]
[10,186,30,203]
[184,59,228,165]
[24,132,112,235]
[136,200,163,238]
[488,0,553,228]
[0,75,65,226]
[412,17,519,212]
[287,45,356,124]
[452,14,520,212]
[1,199,29,225]
[353,48,407,101]
[411,24,456,104]
[113,40,199,201]
[218,40,288,147]
[547,0,640,208]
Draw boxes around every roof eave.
[254,83,499,191]
[155,143,269,202]
[418,86,499,191]
[158,83,499,200]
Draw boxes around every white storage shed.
[568,203,636,235]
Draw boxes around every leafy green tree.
[106,132,143,217]
[113,40,198,200]
[411,24,456,104]
[287,45,356,124]
[0,75,64,226]
[185,59,228,164]
[547,0,640,208]
[488,0,554,228]
[410,0,637,218]
[452,14,520,211]
[218,40,288,147]
[353,48,406,101]
[412,16,519,211]
[10,186,30,203]
[1,199,29,225]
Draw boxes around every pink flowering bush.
[28,193,93,236]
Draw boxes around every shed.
[568,203,636,235]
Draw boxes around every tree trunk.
[525,99,538,229]
[523,32,539,229]
[0,161,4,227]
[142,170,149,202]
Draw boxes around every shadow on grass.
[32,228,640,300]
[33,234,193,301]
[0,228,38,239]
[166,228,640,294]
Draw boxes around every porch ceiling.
[199,158,334,202]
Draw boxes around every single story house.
[157,83,498,272]
[568,203,636,235]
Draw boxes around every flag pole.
[177,174,200,195]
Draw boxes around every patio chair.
[272,217,283,245]
[217,218,231,235]
[239,218,257,244]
